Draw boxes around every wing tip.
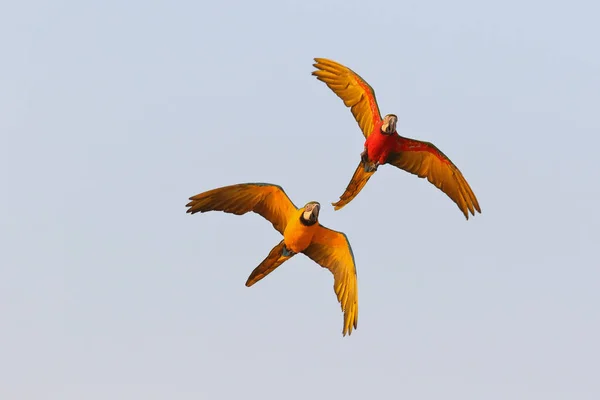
[186,197,209,215]
[461,201,482,220]
[313,57,331,65]
[185,200,197,214]
[342,320,358,337]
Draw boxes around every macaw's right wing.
[186,183,298,235]
[303,226,359,337]
[332,160,376,211]
[312,58,382,139]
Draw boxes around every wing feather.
[387,137,481,219]
[186,183,298,234]
[303,226,358,336]
[312,58,382,138]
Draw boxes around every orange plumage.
[186,183,359,336]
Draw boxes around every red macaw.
[312,58,481,219]
[186,183,358,336]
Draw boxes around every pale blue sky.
[2,0,599,399]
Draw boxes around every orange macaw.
[186,183,358,336]
[312,58,481,219]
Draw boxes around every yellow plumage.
[312,58,382,138]
[186,183,359,336]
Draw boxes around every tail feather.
[332,161,376,210]
[245,240,294,287]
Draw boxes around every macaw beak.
[388,115,397,132]
[303,203,320,222]
[311,203,320,220]
[382,115,397,134]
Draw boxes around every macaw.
[186,183,358,336]
[312,58,481,219]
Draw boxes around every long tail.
[332,161,376,210]
[245,240,294,287]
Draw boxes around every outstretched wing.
[332,160,376,211]
[186,183,298,235]
[303,226,358,336]
[312,58,382,138]
[387,137,481,220]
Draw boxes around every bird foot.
[360,149,379,172]
[282,246,295,257]
[362,159,379,173]
[360,149,369,163]
[360,150,379,172]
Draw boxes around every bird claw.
[362,159,379,172]
[360,149,378,172]
[364,162,379,173]
[360,149,369,163]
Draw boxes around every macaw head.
[381,114,398,135]
[301,202,321,225]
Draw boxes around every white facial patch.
[303,209,312,220]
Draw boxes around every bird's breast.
[283,216,317,253]
[366,132,395,164]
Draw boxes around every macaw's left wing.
[331,160,376,211]
[186,183,298,235]
[312,58,382,139]
[387,136,481,220]
[303,226,358,336]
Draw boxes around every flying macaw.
[186,183,358,336]
[312,58,481,219]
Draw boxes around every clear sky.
[2,0,599,399]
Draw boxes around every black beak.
[311,204,320,221]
